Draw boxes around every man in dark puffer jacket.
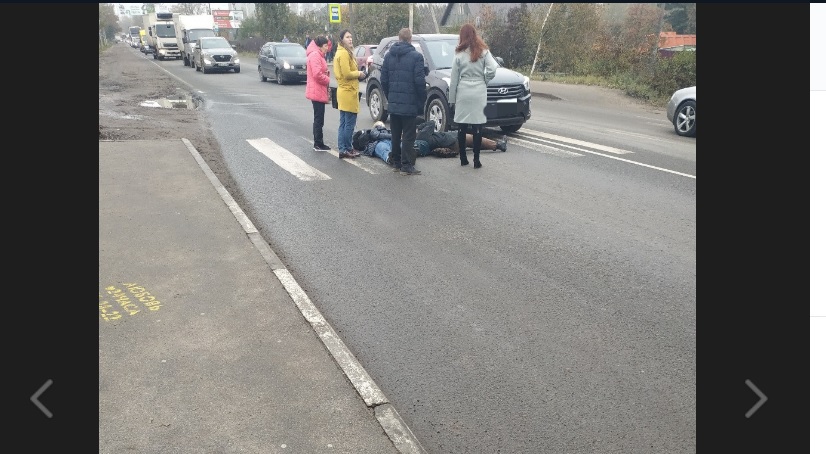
[380,28,426,175]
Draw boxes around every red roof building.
[658,31,696,50]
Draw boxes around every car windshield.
[277,46,305,58]
[189,30,214,41]
[155,23,176,38]
[422,38,458,70]
[202,39,230,49]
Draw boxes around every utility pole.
[409,3,414,31]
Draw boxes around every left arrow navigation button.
[31,379,53,418]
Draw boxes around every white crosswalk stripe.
[508,137,583,157]
[517,128,634,154]
[247,137,331,181]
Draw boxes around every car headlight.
[283,61,292,69]
[522,76,530,92]
[233,57,240,64]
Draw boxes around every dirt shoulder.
[99,43,241,198]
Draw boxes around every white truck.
[173,14,217,67]
[142,12,181,61]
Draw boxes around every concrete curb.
[180,137,429,454]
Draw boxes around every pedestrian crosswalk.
[246,129,635,181]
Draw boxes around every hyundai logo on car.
[498,87,509,95]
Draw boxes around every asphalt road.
[141,50,696,453]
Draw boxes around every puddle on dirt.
[140,90,198,109]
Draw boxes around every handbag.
[329,86,339,109]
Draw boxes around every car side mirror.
[495,56,504,66]
[424,66,430,76]
[231,44,236,49]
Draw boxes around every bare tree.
[171,3,210,15]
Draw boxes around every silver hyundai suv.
[193,37,240,74]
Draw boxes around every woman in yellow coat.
[333,29,367,159]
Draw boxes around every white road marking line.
[247,138,331,181]
[515,133,695,179]
[510,137,583,157]
[326,149,380,173]
[603,128,673,143]
[519,128,634,154]
[298,137,380,174]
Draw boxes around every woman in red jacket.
[306,35,331,151]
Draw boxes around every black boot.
[457,124,469,165]
[458,134,469,165]
[473,133,482,168]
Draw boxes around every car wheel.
[234,67,240,74]
[259,67,267,81]
[368,86,388,122]
[673,100,696,137]
[276,70,283,85]
[426,96,449,132]
[500,124,522,133]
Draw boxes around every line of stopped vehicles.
[124,25,694,137]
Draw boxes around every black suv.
[365,34,531,133]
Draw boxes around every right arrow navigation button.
[745,379,767,418]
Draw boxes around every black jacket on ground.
[380,41,426,117]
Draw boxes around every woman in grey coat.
[448,24,498,168]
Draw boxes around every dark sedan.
[258,42,308,84]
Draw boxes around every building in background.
[287,3,326,16]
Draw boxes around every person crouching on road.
[333,29,367,159]
[306,35,332,152]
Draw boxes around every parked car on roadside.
[365,33,531,133]
[258,42,308,84]
[666,86,696,137]
[193,37,240,74]
[354,44,377,72]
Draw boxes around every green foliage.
[229,2,695,105]
[645,50,696,97]
[237,15,262,40]
[664,3,696,34]
[99,3,121,41]
[349,3,420,46]
[255,3,292,42]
